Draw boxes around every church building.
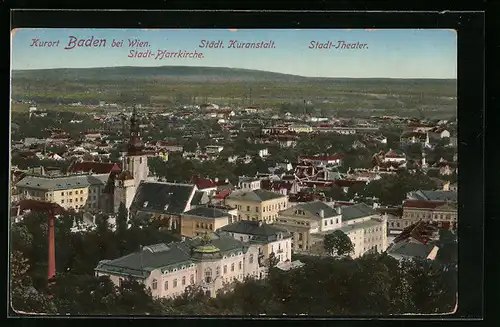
[113,105,150,213]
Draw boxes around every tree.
[116,203,128,235]
[323,230,354,257]
[10,251,56,315]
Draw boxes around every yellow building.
[180,206,231,238]
[225,189,288,224]
[15,174,109,211]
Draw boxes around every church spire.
[127,104,143,155]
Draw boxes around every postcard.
[10,28,458,316]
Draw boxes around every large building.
[225,189,288,224]
[401,200,458,230]
[276,201,342,252]
[15,173,109,211]
[276,202,388,258]
[95,233,262,299]
[217,220,292,265]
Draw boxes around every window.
[209,224,213,230]
[80,190,83,194]
[247,206,250,211]
[255,207,259,213]
[231,263,235,272]
[190,274,194,284]
[223,265,227,274]
[61,192,65,196]
[152,279,158,290]
[173,279,178,288]
[196,222,200,228]
[75,198,78,202]
[61,199,65,203]
[205,268,212,283]
[140,157,143,164]
[216,266,221,276]
[240,236,244,241]
[249,254,254,264]
[80,197,83,201]
[182,276,186,286]
[164,281,168,290]
[263,207,266,212]
[69,199,72,203]
[239,261,242,270]
[324,220,327,226]
[69,192,73,196]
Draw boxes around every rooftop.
[407,190,457,202]
[387,242,438,259]
[16,174,108,191]
[95,233,246,278]
[227,189,286,203]
[336,219,382,234]
[130,182,196,215]
[218,220,291,237]
[340,203,379,222]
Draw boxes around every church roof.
[130,182,196,215]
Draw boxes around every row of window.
[195,222,213,230]
[152,274,194,291]
[237,202,286,213]
[324,218,340,226]
[61,197,85,204]
[405,211,454,220]
[61,190,85,196]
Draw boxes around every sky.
[11,28,457,79]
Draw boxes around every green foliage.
[116,203,128,236]
[323,230,354,256]
[363,171,438,206]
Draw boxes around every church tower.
[114,105,149,213]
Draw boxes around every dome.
[193,244,220,254]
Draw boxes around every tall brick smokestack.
[47,209,56,280]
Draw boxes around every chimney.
[319,209,324,218]
[336,207,341,215]
[225,178,229,183]
[214,177,219,183]
[258,220,263,227]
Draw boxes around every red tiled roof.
[215,189,232,199]
[393,221,439,244]
[193,177,217,189]
[402,200,447,209]
[69,161,121,174]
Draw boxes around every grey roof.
[217,220,291,239]
[387,242,437,259]
[130,182,195,215]
[87,174,110,186]
[227,189,286,203]
[95,233,246,278]
[183,206,229,219]
[15,174,101,191]
[336,219,382,235]
[190,191,209,206]
[407,190,457,202]
[341,203,379,222]
[290,201,340,219]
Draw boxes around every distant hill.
[12,66,310,83]
[12,66,456,85]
